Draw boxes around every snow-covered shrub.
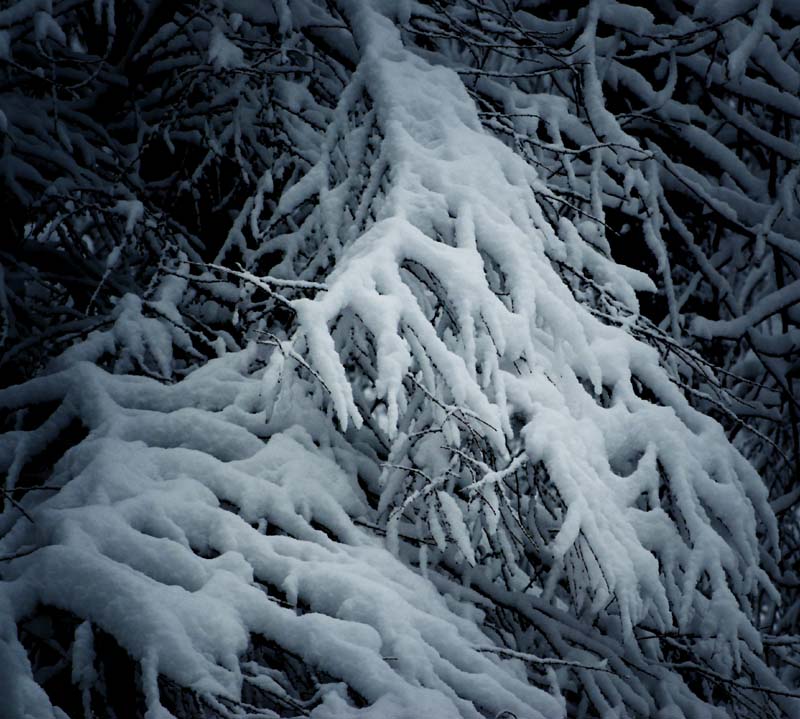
[1,1,798,717]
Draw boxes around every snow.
[726,0,772,82]
[0,351,566,717]
[273,0,772,660]
[240,3,780,704]
[693,279,800,339]
[33,11,65,46]
[208,26,245,71]
[92,0,114,33]
[0,0,793,716]
[113,199,144,234]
